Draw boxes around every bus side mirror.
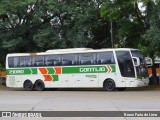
[133,57,140,66]
[145,57,153,66]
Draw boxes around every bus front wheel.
[103,79,115,91]
[24,80,34,91]
[35,80,45,91]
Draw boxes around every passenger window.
[8,57,14,68]
[32,56,44,66]
[45,55,61,66]
[62,54,78,66]
[79,53,96,65]
[97,52,115,64]
[18,56,31,67]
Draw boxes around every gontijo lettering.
[80,67,106,73]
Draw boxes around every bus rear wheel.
[35,80,45,91]
[24,80,34,91]
[104,79,115,91]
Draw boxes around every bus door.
[116,51,135,87]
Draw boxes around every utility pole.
[110,20,114,48]
[110,0,114,48]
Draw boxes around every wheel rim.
[106,81,113,89]
[25,81,32,89]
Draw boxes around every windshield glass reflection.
[131,50,148,78]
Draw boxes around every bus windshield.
[131,50,148,78]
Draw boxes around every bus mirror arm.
[132,57,140,67]
[145,57,153,66]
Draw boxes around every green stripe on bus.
[52,75,59,81]
[111,65,116,73]
[6,68,37,75]
[31,68,37,74]
[47,68,55,74]
[6,65,116,75]
[62,65,116,74]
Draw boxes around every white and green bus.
[6,48,150,91]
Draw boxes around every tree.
[0,0,110,66]
[100,0,149,48]
[142,1,160,57]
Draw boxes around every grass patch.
[0,85,7,88]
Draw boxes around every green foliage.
[101,2,120,21]
[0,0,160,66]
[101,0,144,48]
[0,0,111,65]
[0,64,2,72]
[142,1,160,57]
[100,0,160,58]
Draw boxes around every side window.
[62,54,78,66]
[8,57,14,68]
[45,55,61,66]
[32,56,44,66]
[8,57,19,68]
[97,52,115,64]
[79,53,96,65]
[18,56,31,67]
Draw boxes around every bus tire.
[117,88,126,91]
[103,79,115,91]
[24,80,34,91]
[35,80,45,91]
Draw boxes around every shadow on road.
[1,85,160,92]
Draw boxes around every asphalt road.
[0,86,160,120]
